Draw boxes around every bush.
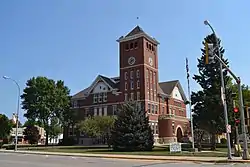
[220,138,227,144]
[61,137,76,146]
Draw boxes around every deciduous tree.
[0,114,12,140]
[21,76,70,146]
[23,125,40,144]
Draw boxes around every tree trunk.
[45,129,49,146]
[211,133,216,151]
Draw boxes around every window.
[73,101,78,108]
[146,69,149,78]
[103,92,107,102]
[125,82,128,90]
[152,45,155,51]
[162,106,164,115]
[137,80,140,89]
[149,44,152,50]
[134,42,138,48]
[130,81,134,90]
[136,70,140,78]
[155,105,158,114]
[137,92,140,100]
[99,107,102,116]
[130,43,134,49]
[112,105,117,115]
[124,72,128,80]
[130,70,133,79]
[152,104,154,114]
[125,44,129,50]
[125,93,128,101]
[93,94,98,103]
[94,108,98,116]
[153,72,156,91]
[98,93,102,102]
[148,104,151,113]
[130,93,134,101]
[146,42,149,48]
[155,124,158,134]
[103,106,107,116]
[150,71,152,83]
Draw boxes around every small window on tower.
[152,45,155,51]
[130,43,134,49]
[124,72,128,80]
[134,42,138,49]
[125,44,129,50]
[136,70,140,78]
[146,42,149,48]
[149,44,152,50]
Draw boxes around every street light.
[203,20,232,159]
[3,76,20,151]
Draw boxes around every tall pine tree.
[111,101,154,151]
[192,34,234,150]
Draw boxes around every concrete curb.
[0,150,248,164]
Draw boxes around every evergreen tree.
[111,101,154,151]
[191,34,234,150]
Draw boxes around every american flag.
[186,57,190,79]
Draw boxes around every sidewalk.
[0,149,248,163]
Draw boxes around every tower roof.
[125,26,145,37]
[117,25,160,45]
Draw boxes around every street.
[0,153,248,167]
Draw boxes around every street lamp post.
[3,76,20,151]
[203,20,232,159]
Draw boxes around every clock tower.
[117,26,160,110]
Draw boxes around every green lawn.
[26,146,228,157]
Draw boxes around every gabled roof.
[159,80,187,102]
[71,75,120,100]
[72,87,89,99]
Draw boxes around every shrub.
[220,138,227,144]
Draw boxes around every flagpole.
[186,58,195,150]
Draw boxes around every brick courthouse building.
[67,26,190,145]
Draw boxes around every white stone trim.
[120,63,158,71]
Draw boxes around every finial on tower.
[136,16,140,26]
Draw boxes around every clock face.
[148,57,153,66]
[128,56,136,65]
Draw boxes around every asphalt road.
[0,153,248,167]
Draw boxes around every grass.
[23,145,228,157]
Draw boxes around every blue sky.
[0,1,249,123]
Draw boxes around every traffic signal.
[234,107,239,113]
[205,42,215,64]
[235,119,240,126]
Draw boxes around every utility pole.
[185,58,195,150]
[204,20,232,160]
